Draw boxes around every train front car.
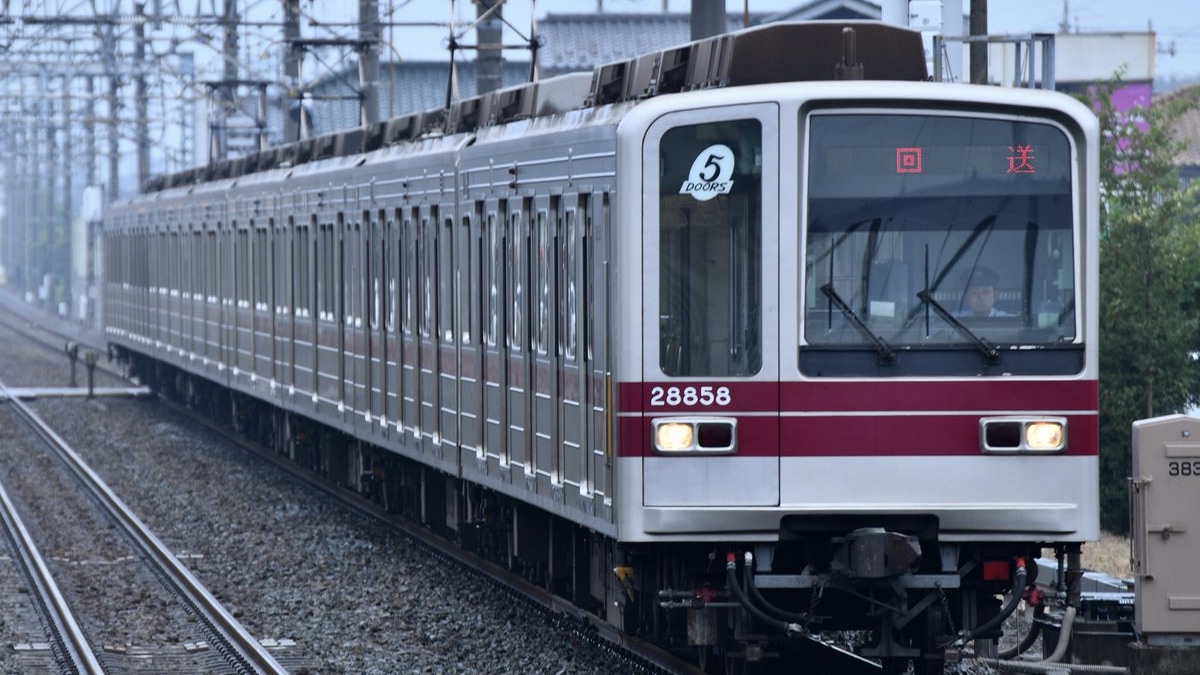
[614,31,1100,674]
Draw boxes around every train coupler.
[832,527,922,578]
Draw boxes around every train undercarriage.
[121,351,1083,674]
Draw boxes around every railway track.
[0,377,290,675]
[0,467,101,673]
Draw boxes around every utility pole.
[39,68,54,303]
[475,0,503,96]
[969,0,988,84]
[61,72,74,307]
[177,52,195,169]
[690,0,724,40]
[283,0,301,142]
[103,22,121,202]
[135,2,150,187]
[359,0,380,126]
[212,0,239,160]
[85,75,97,188]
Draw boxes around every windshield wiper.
[820,283,895,363]
[915,290,1000,361]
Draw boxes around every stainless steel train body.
[104,22,1100,673]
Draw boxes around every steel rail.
[0,403,103,673]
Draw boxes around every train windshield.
[802,112,1078,373]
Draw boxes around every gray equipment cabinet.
[1131,414,1200,641]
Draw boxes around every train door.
[168,229,178,350]
[351,213,369,427]
[385,210,403,439]
[556,196,589,509]
[587,193,614,519]
[481,202,509,472]
[401,209,420,445]
[315,217,340,408]
[189,225,204,360]
[274,216,291,394]
[239,221,256,383]
[368,211,387,434]
[641,104,780,507]
[531,199,558,495]
[459,205,484,467]
[340,213,359,421]
[233,222,248,381]
[436,210,459,468]
[506,200,533,478]
[293,216,317,404]
[153,229,163,348]
[355,211,372,427]
[220,219,236,386]
[204,222,221,378]
[417,206,442,458]
[254,220,273,390]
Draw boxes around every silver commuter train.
[104,21,1100,674]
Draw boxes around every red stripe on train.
[779,413,1097,456]
[782,380,1097,412]
[618,413,1097,458]
[616,379,1097,458]
[618,380,1097,414]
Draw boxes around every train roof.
[140,20,928,195]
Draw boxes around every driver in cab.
[961,267,1011,318]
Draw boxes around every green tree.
[1087,80,1200,533]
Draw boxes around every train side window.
[316,221,325,320]
[587,193,608,362]
[193,230,203,300]
[561,207,578,361]
[440,215,455,344]
[508,209,525,352]
[205,227,217,303]
[317,220,332,322]
[237,223,250,309]
[387,210,400,334]
[485,211,499,347]
[534,209,549,355]
[340,214,352,327]
[294,219,309,318]
[165,232,175,295]
[402,213,414,336]
[331,219,340,323]
[424,212,439,336]
[658,118,764,377]
[459,213,473,344]
[256,223,269,312]
[274,218,286,315]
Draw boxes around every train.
[103,21,1100,674]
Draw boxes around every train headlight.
[652,418,737,454]
[655,422,694,452]
[1025,421,1065,450]
[980,417,1067,454]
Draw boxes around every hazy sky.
[333,0,1198,79]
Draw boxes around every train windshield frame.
[800,109,1083,377]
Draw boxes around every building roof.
[761,0,880,22]
[534,13,765,73]
[533,3,878,74]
